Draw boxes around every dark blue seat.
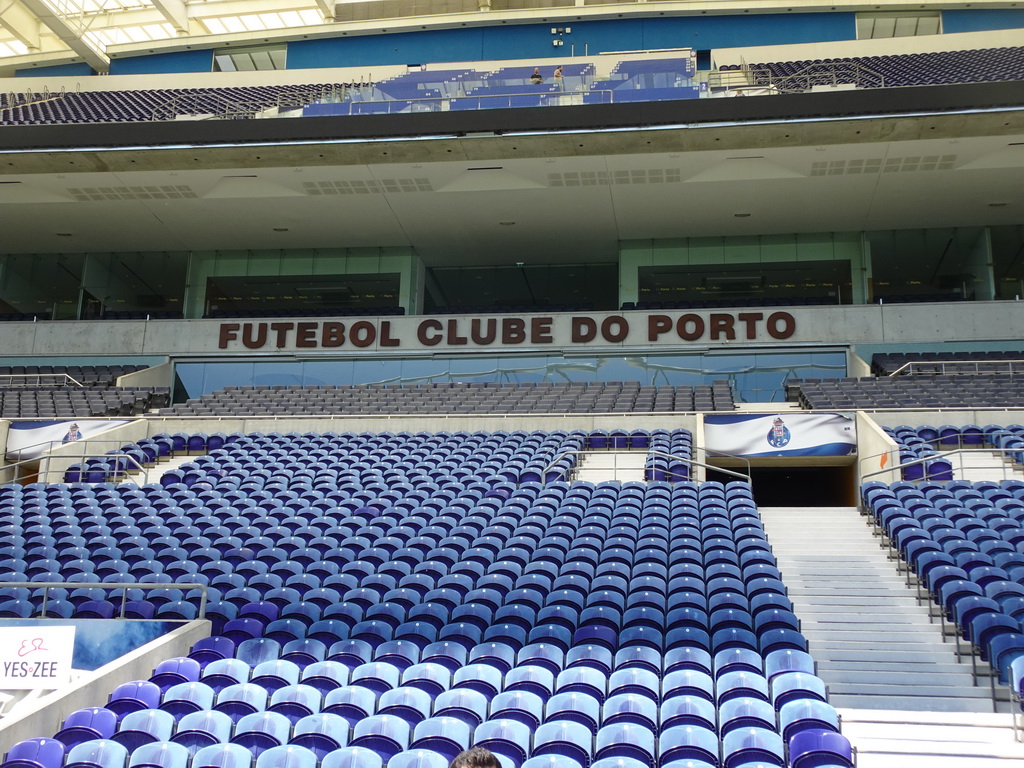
[54,708,118,748]
[0,738,66,768]
[789,728,855,768]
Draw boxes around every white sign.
[0,626,75,689]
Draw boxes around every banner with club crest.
[704,413,856,457]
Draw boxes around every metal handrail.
[695,446,752,478]
[0,582,208,620]
[0,373,85,388]
[860,446,1022,484]
[58,452,148,477]
[541,448,751,485]
[151,84,348,122]
[857,430,1024,475]
[888,360,1024,377]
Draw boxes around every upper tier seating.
[0,428,853,768]
[154,382,736,417]
[0,83,354,126]
[0,364,168,418]
[744,45,1024,89]
[872,351,1024,377]
[0,364,145,387]
[787,375,1024,410]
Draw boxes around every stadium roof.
[1,86,1021,262]
[0,0,329,72]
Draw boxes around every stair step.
[759,505,994,714]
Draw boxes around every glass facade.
[0,226,1010,320]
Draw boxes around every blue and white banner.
[5,420,129,460]
[705,413,856,457]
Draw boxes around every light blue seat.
[321,747,384,768]
[289,713,350,760]
[127,741,190,768]
[169,710,233,754]
[350,715,412,762]
[409,716,472,762]
[64,739,130,768]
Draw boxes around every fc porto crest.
[767,416,791,448]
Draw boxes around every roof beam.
[149,0,190,33]
[17,0,109,71]
[313,0,335,21]
[0,0,42,51]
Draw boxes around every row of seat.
[872,351,1024,376]
[788,375,1024,409]
[156,384,735,417]
[0,425,849,768]
[862,481,1024,691]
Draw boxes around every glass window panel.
[83,252,188,318]
[0,254,84,320]
[871,17,896,37]
[893,17,918,37]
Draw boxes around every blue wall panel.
[109,49,213,75]
[286,13,856,69]
[15,62,94,77]
[942,9,1024,33]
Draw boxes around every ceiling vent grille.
[304,179,434,195]
[810,155,956,176]
[68,185,197,201]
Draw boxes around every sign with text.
[0,625,75,689]
[705,413,856,457]
[216,311,797,352]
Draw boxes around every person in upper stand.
[554,65,565,90]
[530,67,543,84]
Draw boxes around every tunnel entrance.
[707,462,858,507]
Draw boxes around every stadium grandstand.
[0,0,1023,766]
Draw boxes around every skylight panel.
[202,17,227,35]
[0,40,27,57]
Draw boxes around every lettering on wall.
[217,312,797,351]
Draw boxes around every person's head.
[449,747,501,768]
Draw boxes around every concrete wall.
[0,420,12,484]
[848,353,872,378]
[710,27,1024,68]
[117,360,172,389]
[0,302,1021,358]
[0,620,209,757]
[856,412,901,486]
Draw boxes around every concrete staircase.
[947,449,1024,483]
[759,505,1024,766]
[572,451,646,483]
